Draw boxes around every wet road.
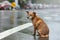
[1,8,60,40]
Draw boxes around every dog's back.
[33,16,49,34]
[32,15,49,37]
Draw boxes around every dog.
[26,11,49,38]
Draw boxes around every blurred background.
[0,0,60,9]
[0,0,60,40]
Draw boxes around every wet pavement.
[1,8,60,40]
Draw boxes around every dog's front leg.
[33,27,36,36]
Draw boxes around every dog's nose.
[27,17,29,19]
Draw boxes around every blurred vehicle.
[0,1,11,10]
[24,3,59,9]
[0,4,4,10]
[24,4,32,9]
[24,3,44,9]
[4,4,11,10]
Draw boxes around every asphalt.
[1,8,60,40]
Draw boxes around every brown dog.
[26,11,49,38]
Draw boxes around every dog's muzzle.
[27,16,32,19]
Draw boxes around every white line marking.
[0,23,32,40]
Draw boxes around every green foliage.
[8,0,14,3]
[32,0,37,3]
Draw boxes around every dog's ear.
[26,11,29,13]
[33,12,36,16]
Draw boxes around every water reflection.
[39,37,49,40]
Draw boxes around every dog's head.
[26,11,36,20]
